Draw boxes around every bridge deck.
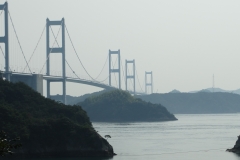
[7,72,146,95]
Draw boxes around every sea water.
[26,114,240,160]
[92,114,240,160]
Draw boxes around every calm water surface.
[32,114,240,160]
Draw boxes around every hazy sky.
[1,0,240,96]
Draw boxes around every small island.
[0,79,115,158]
[78,90,177,122]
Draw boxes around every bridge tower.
[0,2,9,81]
[145,71,153,94]
[46,18,66,104]
[109,49,121,89]
[125,59,135,95]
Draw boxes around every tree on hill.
[0,131,21,156]
[169,89,181,93]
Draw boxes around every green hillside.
[78,90,177,122]
[51,89,111,105]
[0,79,115,158]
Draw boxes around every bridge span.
[8,72,145,98]
[43,75,116,90]
[44,76,145,95]
[0,2,150,104]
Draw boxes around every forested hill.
[78,90,177,122]
[136,92,240,114]
[51,89,111,105]
[0,79,115,158]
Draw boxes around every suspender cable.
[65,24,95,80]
[94,54,108,80]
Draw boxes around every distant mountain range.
[50,88,240,114]
[170,88,240,94]
[51,88,240,106]
[136,92,240,114]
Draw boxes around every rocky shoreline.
[9,134,116,159]
[9,150,116,159]
[8,141,116,159]
[226,135,240,154]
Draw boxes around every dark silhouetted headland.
[0,79,115,158]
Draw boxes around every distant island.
[188,87,240,94]
[136,92,240,114]
[170,87,240,94]
[51,89,240,114]
[0,79,115,158]
[77,90,177,122]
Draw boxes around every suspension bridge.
[0,2,154,104]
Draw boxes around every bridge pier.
[145,71,153,94]
[0,2,10,81]
[46,18,66,104]
[109,49,121,89]
[125,59,135,95]
[11,74,43,95]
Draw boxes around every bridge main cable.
[39,21,63,74]
[65,24,95,81]
[94,53,108,80]
[121,58,126,89]
[48,25,83,81]
[94,56,121,83]
[23,24,46,73]
[8,10,32,74]
[65,59,81,79]
[135,66,144,93]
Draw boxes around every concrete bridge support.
[11,74,43,95]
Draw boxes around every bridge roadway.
[43,75,146,95]
[8,72,145,95]
[43,75,116,90]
